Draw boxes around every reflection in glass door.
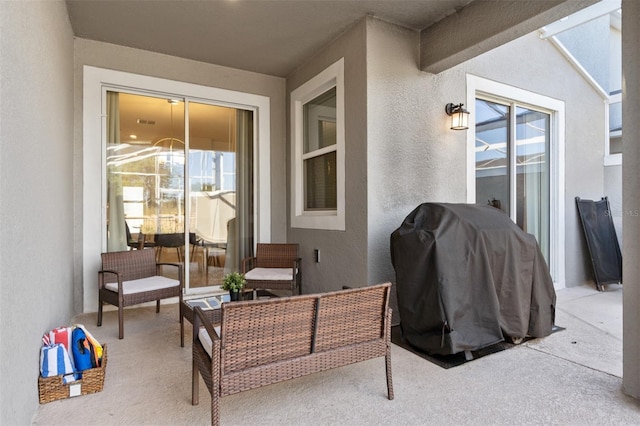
[187,102,254,289]
[475,98,551,261]
[106,92,185,257]
[105,91,253,291]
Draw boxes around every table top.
[184,293,230,311]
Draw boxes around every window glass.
[475,99,509,215]
[105,91,253,290]
[304,87,337,153]
[304,151,337,210]
[303,87,337,211]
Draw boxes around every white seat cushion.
[198,326,221,359]
[244,267,295,281]
[104,276,179,295]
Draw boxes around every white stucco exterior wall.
[622,0,640,399]
[605,165,623,248]
[366,17,468,288]
[0,2,74,424]
[365,20,605,290]
[287,19,369,295]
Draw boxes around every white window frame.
[604,91,622,166]
[83,66,271,312]
[466,74,566,289]
[291,58,345,230]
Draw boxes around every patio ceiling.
[65,1,600,77]
[65,0,473,77]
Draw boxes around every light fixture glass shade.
[445,103,470,130]
[450,110,469,130]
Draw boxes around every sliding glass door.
[475,98,551,261]
[105,90,253,291]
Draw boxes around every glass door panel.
[106,91,186,277]
[515,107,550,261]
[105,91,254,291]
[187,102,254,289]
[475,99,510,214]
[475,98,551,264]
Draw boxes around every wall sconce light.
[445,103,470,130]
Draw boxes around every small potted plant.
[221,272,246,301]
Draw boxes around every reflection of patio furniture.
[98,249,183,339]
[125,221,154,250]
[205,243,226,268]
[192,191,235,273]
[242,243,302,296]
[154,233,185,262]
[191,283,394,426]
[189,233,206,270]
[191,237,227,275]
[193,191,235,243]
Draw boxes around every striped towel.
[40,344,78,384]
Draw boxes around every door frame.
[83,66,271,312]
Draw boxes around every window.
[291,59,345,230]
[467,75,565,288]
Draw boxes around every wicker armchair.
[98,249,183,339]
[242,243,301,296]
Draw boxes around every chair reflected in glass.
[125,221,154,250]
[154,233,185,262]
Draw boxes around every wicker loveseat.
[192,282,394,425]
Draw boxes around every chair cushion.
[104,276,179,295]
[198,326,220,359]
[244,267,296,281]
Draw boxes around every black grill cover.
[390,203,556,355]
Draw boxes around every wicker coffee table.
[180,292,229,347]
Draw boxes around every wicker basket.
[38,344,108,404]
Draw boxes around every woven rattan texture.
[243,243,301,295]
[101,249,157,283]
[253,243,299,268]
[38,344,108,404]
[192,283,393,426]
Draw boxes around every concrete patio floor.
[32,283,640,425]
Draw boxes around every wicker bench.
[192,282,394,425]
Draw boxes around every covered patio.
[6,1,640,423]
[33,284,639,425]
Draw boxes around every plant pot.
[229,290,240,302]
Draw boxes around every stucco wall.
[365,24,606,289]
[366,17,469,286]
[0,1,74,424]
[604,164,623,248]
[290,17,607,293]
[73,40,287,311]
[446,32,605,288]
[286,19,369,294]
